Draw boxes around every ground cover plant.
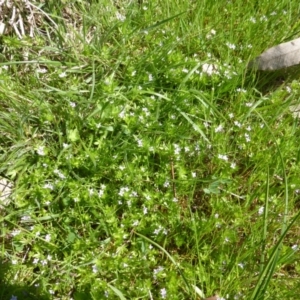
[1,0,300,299]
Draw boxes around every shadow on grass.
[0,260,50,300]
[245,66,300,95]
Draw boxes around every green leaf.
[67,231,77,244]
[67,128,80,142]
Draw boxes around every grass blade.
[107,284,127,300]
[134,231,191,293]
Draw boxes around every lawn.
[1,1,300,299]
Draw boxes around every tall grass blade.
[249,209,300,300]
[259,167,269,274]
[138,11,186,33]
[249,111,292,299]
[176,109,210,143]
[107,283,127,300]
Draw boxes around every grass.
[1,1,300,299]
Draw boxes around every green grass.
[1,1,300,299]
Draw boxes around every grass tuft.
[1,1,300,299]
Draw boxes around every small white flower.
[216,221,223,229]
[228,113,234,118]
[98,189,105,197]
[45,234,51,242]
[54,169,65,179]
[163,180,170,187]
[137,139,143,147]
[119,110,126,118]
[143,206,148,215]
[43,183,54,190]
[292,244,298,251]
[11,230,21,237]
[37,67,47,74]
[226,42,236,50]
[260,15,268,22]
[174,144,181,155]
[249,16,256,23]
[218,154,228,161]
[36,145,46,156]
[192,172,196,178]
[116,12,126,22]
[182,68,189,73]
[41,259,47,266]
[130,191,138,197]
[245,133,251,142]
[33,258,39,264]
[172,197,178,202]
[70,102,76,108]
[59,72,67,78]
[206,29,216,39]
[148,74,153,81]
[286,86,292,93]
[118,186,129,196]
[92,264,98,273]
[132,220,139,226]
[245,102,253,107]
[234,121,241,128]
[153,266,164,278]
[238,262,245,269]
[230,162,236,169]
[202,63,218,76]
[160,288,167,299]
[184,146,190,153]
[11,259,17,265]
[215,124,224,133]
[154,227,161,235]
[47,255,52,261]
